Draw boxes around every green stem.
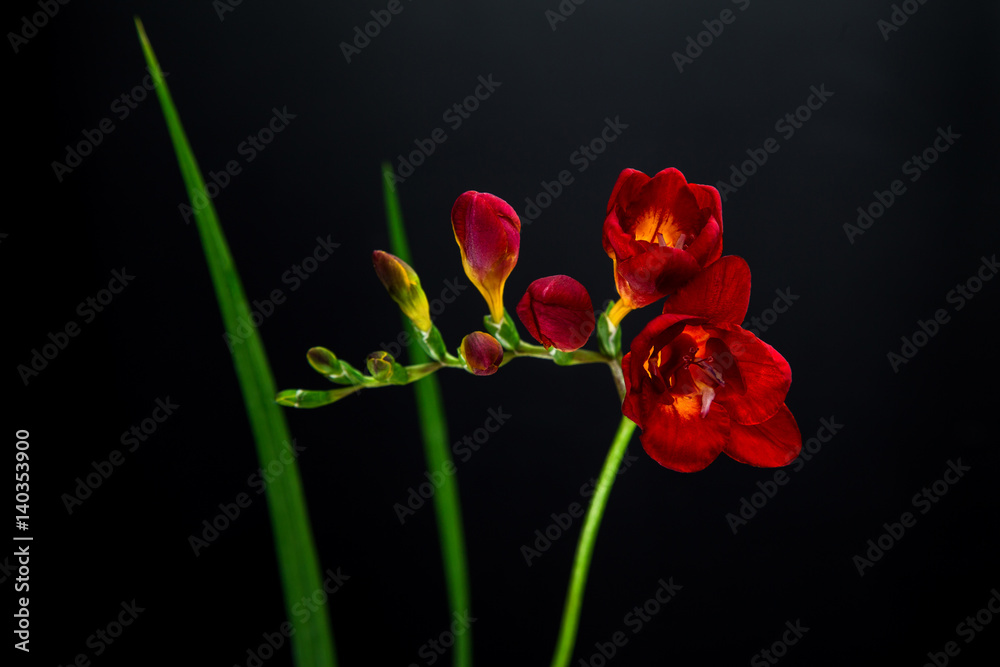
[406,361,446,382]
[280,345,617,405]
[513,342,611,365]
[607,360,626,403]
[549,412,637,667]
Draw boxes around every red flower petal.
[516,275,595,352]
[606,168,650,215]
[451,192,521,270]
[661,255,751,325]
[725,404,802,467]
[613,247,702,309]
[637,398,732,472]
[688,183,724,265]
[684,218,722,270]
[713,325,792,425]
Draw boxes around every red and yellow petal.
[626,314,701,394]
[451,191,521,322]
[724,404,801,467]
[627,169,705,244]
[637,397,731,473]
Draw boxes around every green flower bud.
[366,350,409,384]
[307,347,366,385]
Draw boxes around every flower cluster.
[603,168,800,472]
[279,167,801,473]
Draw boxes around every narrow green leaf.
[381,162,472,667]
[136,19,336,667]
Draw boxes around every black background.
[8,1,1000,665]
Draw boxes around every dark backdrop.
[8,1,1000,665]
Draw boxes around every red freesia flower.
[459,331,504,376]
[621,256,800,472]
[451,191,521,324]
[516,275,595,352]
[603,167,723,313]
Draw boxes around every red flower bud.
[451,191,521,323]
[459,332,504,376]
[372,250,432,332]
[516,275,595,352]
[603,167,723,311]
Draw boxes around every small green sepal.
[483,308,521,350]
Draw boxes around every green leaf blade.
[137,19,336,667]
[382,162,472,667]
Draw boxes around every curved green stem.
[549,412,637,667]
[406,361,446,382]
[279,344,617,406]
[607,360,626,403]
